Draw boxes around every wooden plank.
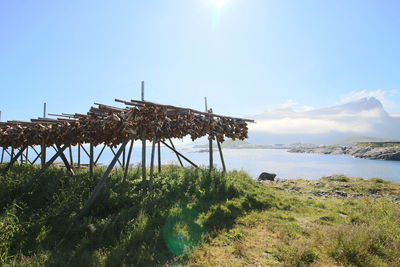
[78,143,81,168]
[1,148,4,164]
[217,140,226,172]
[32,144,69,181]
[54,145,75,175]
[161,141,198,168]
[94,144,106,165]
[157,141,161,173]
[81,139,129,216]
[69,145,74,169]
[80,144,90,158]
[89,144,94,177]
[110,147,123,166]
[142,131,147,182]
[168,138,183,167]
[123,140,134,181]
[0,146,27,175]
[41,140,46,168]
[149,137,156,190]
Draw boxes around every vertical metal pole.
[43,103,47,118]
[89,144,94,177]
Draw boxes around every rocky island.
[289,142,400,161]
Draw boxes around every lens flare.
[210,0,229,32]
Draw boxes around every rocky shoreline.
[288,143,400,161]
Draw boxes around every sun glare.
[212,0,229,8]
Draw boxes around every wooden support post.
[168,138,183,167]
[81,140,129,216]
[109,147,123,166]
[32,144,69,180]
[157,142,161,173]
[142,131,147,182]
[78,143,81,169]
[217,140,226,172]
[1,148,4,164]
[25,148,29,164]
[122,146,126,169]
[69,146,74,168]
[41,140,46,168]
[149,137,156,190]
[123,140,134,181]
[31,152,41,165]
[54,145,75,175]
[161,141,198,168]
[94,144,106,165]
[80,144,90,158]
[89,144,94,177]
[20,148,23,164]
[0,146,27,175]
[209,137,213,171]
[11,147,14,161]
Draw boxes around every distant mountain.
[248,97,400,145]
[334,136,398,146]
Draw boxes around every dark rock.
[258,172,277,181]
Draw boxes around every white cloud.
[280,99,297,109]
[337,89,397,109]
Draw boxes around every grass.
[186,178,400,267]
[0,164,275,266]
[0,164,399,266]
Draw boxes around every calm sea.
[9,147,400,182]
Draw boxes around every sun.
[211,0,229,8]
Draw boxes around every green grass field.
[0,165,399,266]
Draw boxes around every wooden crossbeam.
[123,140,134,181]
[217,140,226,172]
[81,139,129,216]
[168,139,183,167]
[0,146,27,175]
[32,144,69,180]
[161,141,198,168]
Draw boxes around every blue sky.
[1,0,400,121]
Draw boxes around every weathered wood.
[0,146,27,175]
[89,144,94,177]
[31,146,40,156]
[94,144,106,165]
[168,138,183,167]
[69,146,74,169]
[157,141,161,173]
[142,131,147,182]
[32,144,69,181]
[161,141,198,168]
[123,140,134,181]
[109,147,123,166]
[81,139,129,216]
[80,144,90,158]
[149,137,156,190]
[31,151,41,165]
[54,145,75,175]
[41,140,46,167]
[217,140,226,172]
[78,143,81,168]
[1,148,4,164]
